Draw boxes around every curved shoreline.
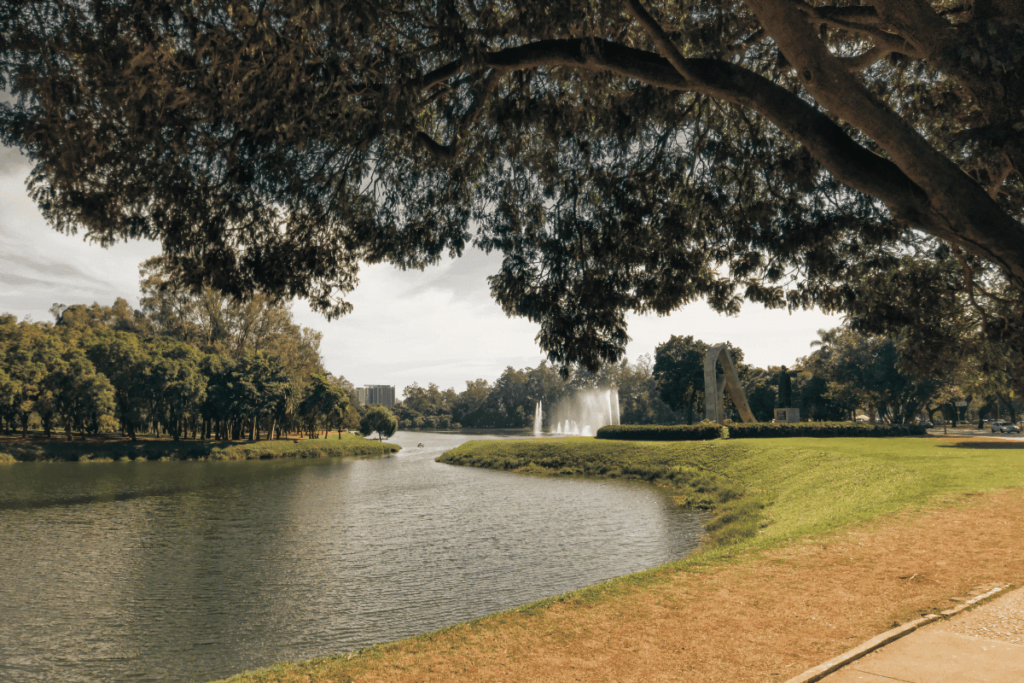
[213,435,1024,683]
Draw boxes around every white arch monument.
[704,344,757,424]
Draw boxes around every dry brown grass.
[228,488,1024,683]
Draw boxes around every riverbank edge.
[210,435,1024,682]
[0,433,400,462]
[437,437,758,545]
[214,487,1024,683]
[210,434,1024,682]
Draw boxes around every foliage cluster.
[597,421,926,440]
[0,265,362,442]
[654,328,1020,427]
[6,0,1024,384]
[360,406,399,441]
[596,423,722,441]
[725,422,927,438]
[652,333,864,425]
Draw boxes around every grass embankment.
[216,435,1024,683]
[440,435,1024,550]
[438,437,753,544]
[0,432,399,462]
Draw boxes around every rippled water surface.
[0,431,707,682]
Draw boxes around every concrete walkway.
[789,586,1024,683]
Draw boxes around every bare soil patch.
[255,488,1024,683]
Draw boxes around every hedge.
[596,421,926,441]
[595,424,724,441]
[725,422,927,438]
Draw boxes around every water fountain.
[533,400,543,435]
[549,388,620,436]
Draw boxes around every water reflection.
[0,432,707,683]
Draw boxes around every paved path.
[927,427,1024,440]
[818,587,1024,683]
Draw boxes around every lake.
[0,431,707,682]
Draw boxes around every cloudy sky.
[0,146,842,396]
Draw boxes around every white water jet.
[533,400,543,435]
[548,388,620,437]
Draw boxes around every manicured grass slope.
[0,433,399,462]
[439,436,1024,548]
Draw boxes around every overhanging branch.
[406,33,1024,288]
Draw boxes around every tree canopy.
[360,405,398,441]
[3,0,1023,370]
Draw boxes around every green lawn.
[0,432,399,462]
[439,435,1024,549]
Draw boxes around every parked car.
[999,422,1021,434]
[990,421,1006,432]
[919,420,934,428]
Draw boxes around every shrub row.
[596,421,927,441]
[725,422,927,438]
[595,424,723,441]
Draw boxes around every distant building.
[360,385,395,408]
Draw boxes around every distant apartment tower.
[361,385,396,408]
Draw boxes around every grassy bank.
[0,432,399,462]
[438,437,751,543]
[215,434,1024,683]
[440,435,1024,550]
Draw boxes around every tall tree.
[85,329,152,440]
[652,335,711,424]
[44,338,116,440]
[138,258,325,380]
[360,406,399,442]
[2,320,59,436]
[299,373,349,439]
[606,355,680,425]
[5,1,1024,371]
[804,327,938,424]
[147,337,207,441]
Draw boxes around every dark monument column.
[774,366,799,423]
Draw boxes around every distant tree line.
[0,259,361,441]
[391,357,680,431]
[387,325,1022,431]
[652,328,1023,427]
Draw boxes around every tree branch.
[724,29,765,61]
[416,68,504,161]
[743,0,1024,288]
[870,0,953,60]
[406,35,1024,288]
[623,0,697,82]
[796,2,920,59]
[836,44,891,72]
